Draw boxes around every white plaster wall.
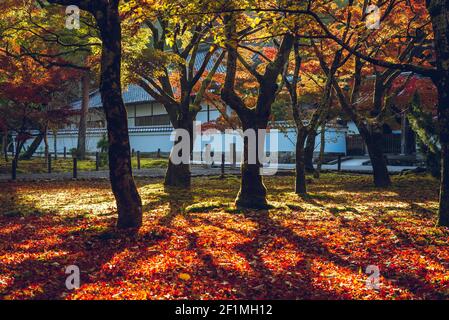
[21,126,347,156]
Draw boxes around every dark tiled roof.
[56,126,173,135]
[71,49,225,110]
[193,49,226,74]
[71,84,157,110]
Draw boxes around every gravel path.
[0,166,241,182]
[0,161,419,182]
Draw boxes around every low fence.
[0,148,168,180]
[0,145,240,180]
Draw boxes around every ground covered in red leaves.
[0,174,448,299]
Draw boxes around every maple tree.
[281,32,341,194]
[219,4,296,209]
[5,1,97,161]
[0,51,79,170]
[299,0,449,226]
[313,0,433,188]
[124,0,225,188]
[30,0,144,229]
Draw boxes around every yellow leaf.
[178,273,191,281]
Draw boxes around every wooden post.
[63,147,67,159]
[11,158,17,181]
[48,153,52,174]
[221,152,225,179]
[132,148,135,157]
[73,157,77,179]
[95,152,100,171]
[157,148,161,158]
[137,151,141,170]
[337,155,342,172]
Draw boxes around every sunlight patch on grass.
[185,201,225,213]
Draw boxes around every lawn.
[0,156,168,174]
[0,173,448,299]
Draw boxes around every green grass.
[0,156,167,174]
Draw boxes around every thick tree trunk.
[439,142,449,226]
[436,78,449,227]
[20,131,44,160]
[427,0,449,226]
[95,3,142,229]
[238,161,268,208]
[365,131,391,188]
[304,128,316,173]
[221,15,293,210]
[235,121,268,209]
[164,117,192,188]
[347,115,391,187]
[295,129,308,195]
[165,160,191,187]
[77,72,89,160]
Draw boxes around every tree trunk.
[13,138,25,170]
[2,134,7,162]
[20,131,44,160]
[348,117,391,187]
[235,121,268,209]
[43,125,49,164]
[77,71,89,160]
[53,130,57,160]
[220,15,293,210]
[436,78,449,227]
[164,117,192,188]
[95,3,142,229]
[439,141,449,226]
[165,160,191,187]
[304,128,316,173]
[0,135,3,158]
[314,126,326,179]
[427,0,449,226]
[295,128,308,195]
[365,131,391,188]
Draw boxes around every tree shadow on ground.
[0,184,168,299]
[156,186,194,227]
[1,175,447,299]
